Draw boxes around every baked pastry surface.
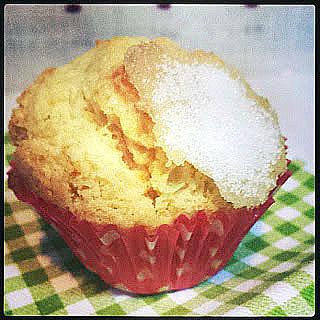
[9,37,287,228]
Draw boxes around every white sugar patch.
[152,62,282,207]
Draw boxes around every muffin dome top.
[9,37,287,228]
[124,38,286,208]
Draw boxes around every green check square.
[63,257,86,275]
[80,278,107,298]
[233,243,255,260]
[96,303,126,315]
[38,219,53,232]
[5,276,26,294]
[266,270,293,282]
[267,306,288,316]
[304,238,314,245]
[4,310,13,316]
[87,291,114,311]
[11,247,36,262]
[260,208,274,219]
[201,285,228,299]
[35,294,64,315]
[302,176,314,190]
[229,291,259,305]
[142,293,166,305]
[300,253,314,265]
[239,267,265,279]
[275,222,299,235]
[11,303,41,315]
[273,251,299,261]
[5,224,24,241]
[245,237,269,252]
[277,192,299,205]
[238,232,257,244]
[4,202,13,216]
[23,268,48,287]
[225,260,248,275]
[300,284,314,308]
[287,162,301,174]
[29,282,57,301]
[224,255,238,266]
[50,235,68,250]
[162,305,191,316]
[303,208,314,219]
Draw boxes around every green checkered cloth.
[4,135,315,316]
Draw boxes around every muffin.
[8,36,291,294]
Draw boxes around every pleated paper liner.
[7,160,291,295]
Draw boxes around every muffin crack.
[84,100,109,127]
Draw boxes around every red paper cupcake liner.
[7,161,291,295]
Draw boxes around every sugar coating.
[152,61,283,207]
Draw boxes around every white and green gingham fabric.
[4,135,315,316]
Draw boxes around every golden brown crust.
[8,36,285,228]
[8,107,28,146]
[95,39,110,48]
[9,68,57,146]
[12,139,74,207]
